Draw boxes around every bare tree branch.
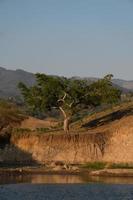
[57,92,67,104]
[63,92,67,100]
[68,100,74,108]
[59,106,67,119]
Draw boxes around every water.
[0,174,133,200]
[0,184,133,200]
[1,174,133,185]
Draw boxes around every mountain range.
[0,66,133,98]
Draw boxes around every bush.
[0,99,26,129]
[81,162,107,170]
[36,127,50,132]
[14,128,32,133]
[109,163,133,169]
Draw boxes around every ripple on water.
[0,184,133,200]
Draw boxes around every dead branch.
[59,106,67,119]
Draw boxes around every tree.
[18,74,121,133]
[88,74,121,106]
[18,74,89,132]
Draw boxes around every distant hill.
[0,67,35,98]
[113,79,133,91]
[0,67,133,99]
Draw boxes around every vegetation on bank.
[0,72,132,136]
[0,100,26,148]
[18,73,121,132]
[0,97,132,138]
[81,162,107,170]
[109,163,133,169]
[0,100,26,131]
[1,74,133,170]
[81,162,133,170]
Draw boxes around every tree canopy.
[18,73,121,132]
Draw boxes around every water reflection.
[0,174,84,185]
[89,176,133,184]
[1,174,133,185]
[31,175,84,184]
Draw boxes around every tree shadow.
[0,142,39,167]
[82,108,133,129]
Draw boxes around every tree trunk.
[59,106,70,133]
[64,117,70,133]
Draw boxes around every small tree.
[18,74,121,133]
[88,74,121,106]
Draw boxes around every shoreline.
[0,166,85,176]
[1,167,133,177]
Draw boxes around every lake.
[0,174,133,200]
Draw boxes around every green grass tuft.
[81,162,107,170]
[109,163,133,169]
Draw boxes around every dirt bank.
[8,115,133,164]
[1,102,133,166]
[90,169,133,177]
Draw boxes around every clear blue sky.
[0,0,133,79]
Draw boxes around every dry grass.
[20,117,59,130]
[71,101,133,133]
[10,101,133,137]
[0,100,26,130]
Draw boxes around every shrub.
[0,99,26,130]
[81,162,107,170]
[109,163,133,169]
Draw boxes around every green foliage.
[18,74,65,117]
[81,162,107,170]
[36,127,50,132]
[88,75,121,106]
[18,82,43,116]
[81,162,133,170]
[14,128,32,133]
[109,163,133,169]
[18,73,121,118]
[18,74,89,117]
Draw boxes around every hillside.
[0,67,35,98]
[113,79,133,91]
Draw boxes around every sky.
[0,0,133,79]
